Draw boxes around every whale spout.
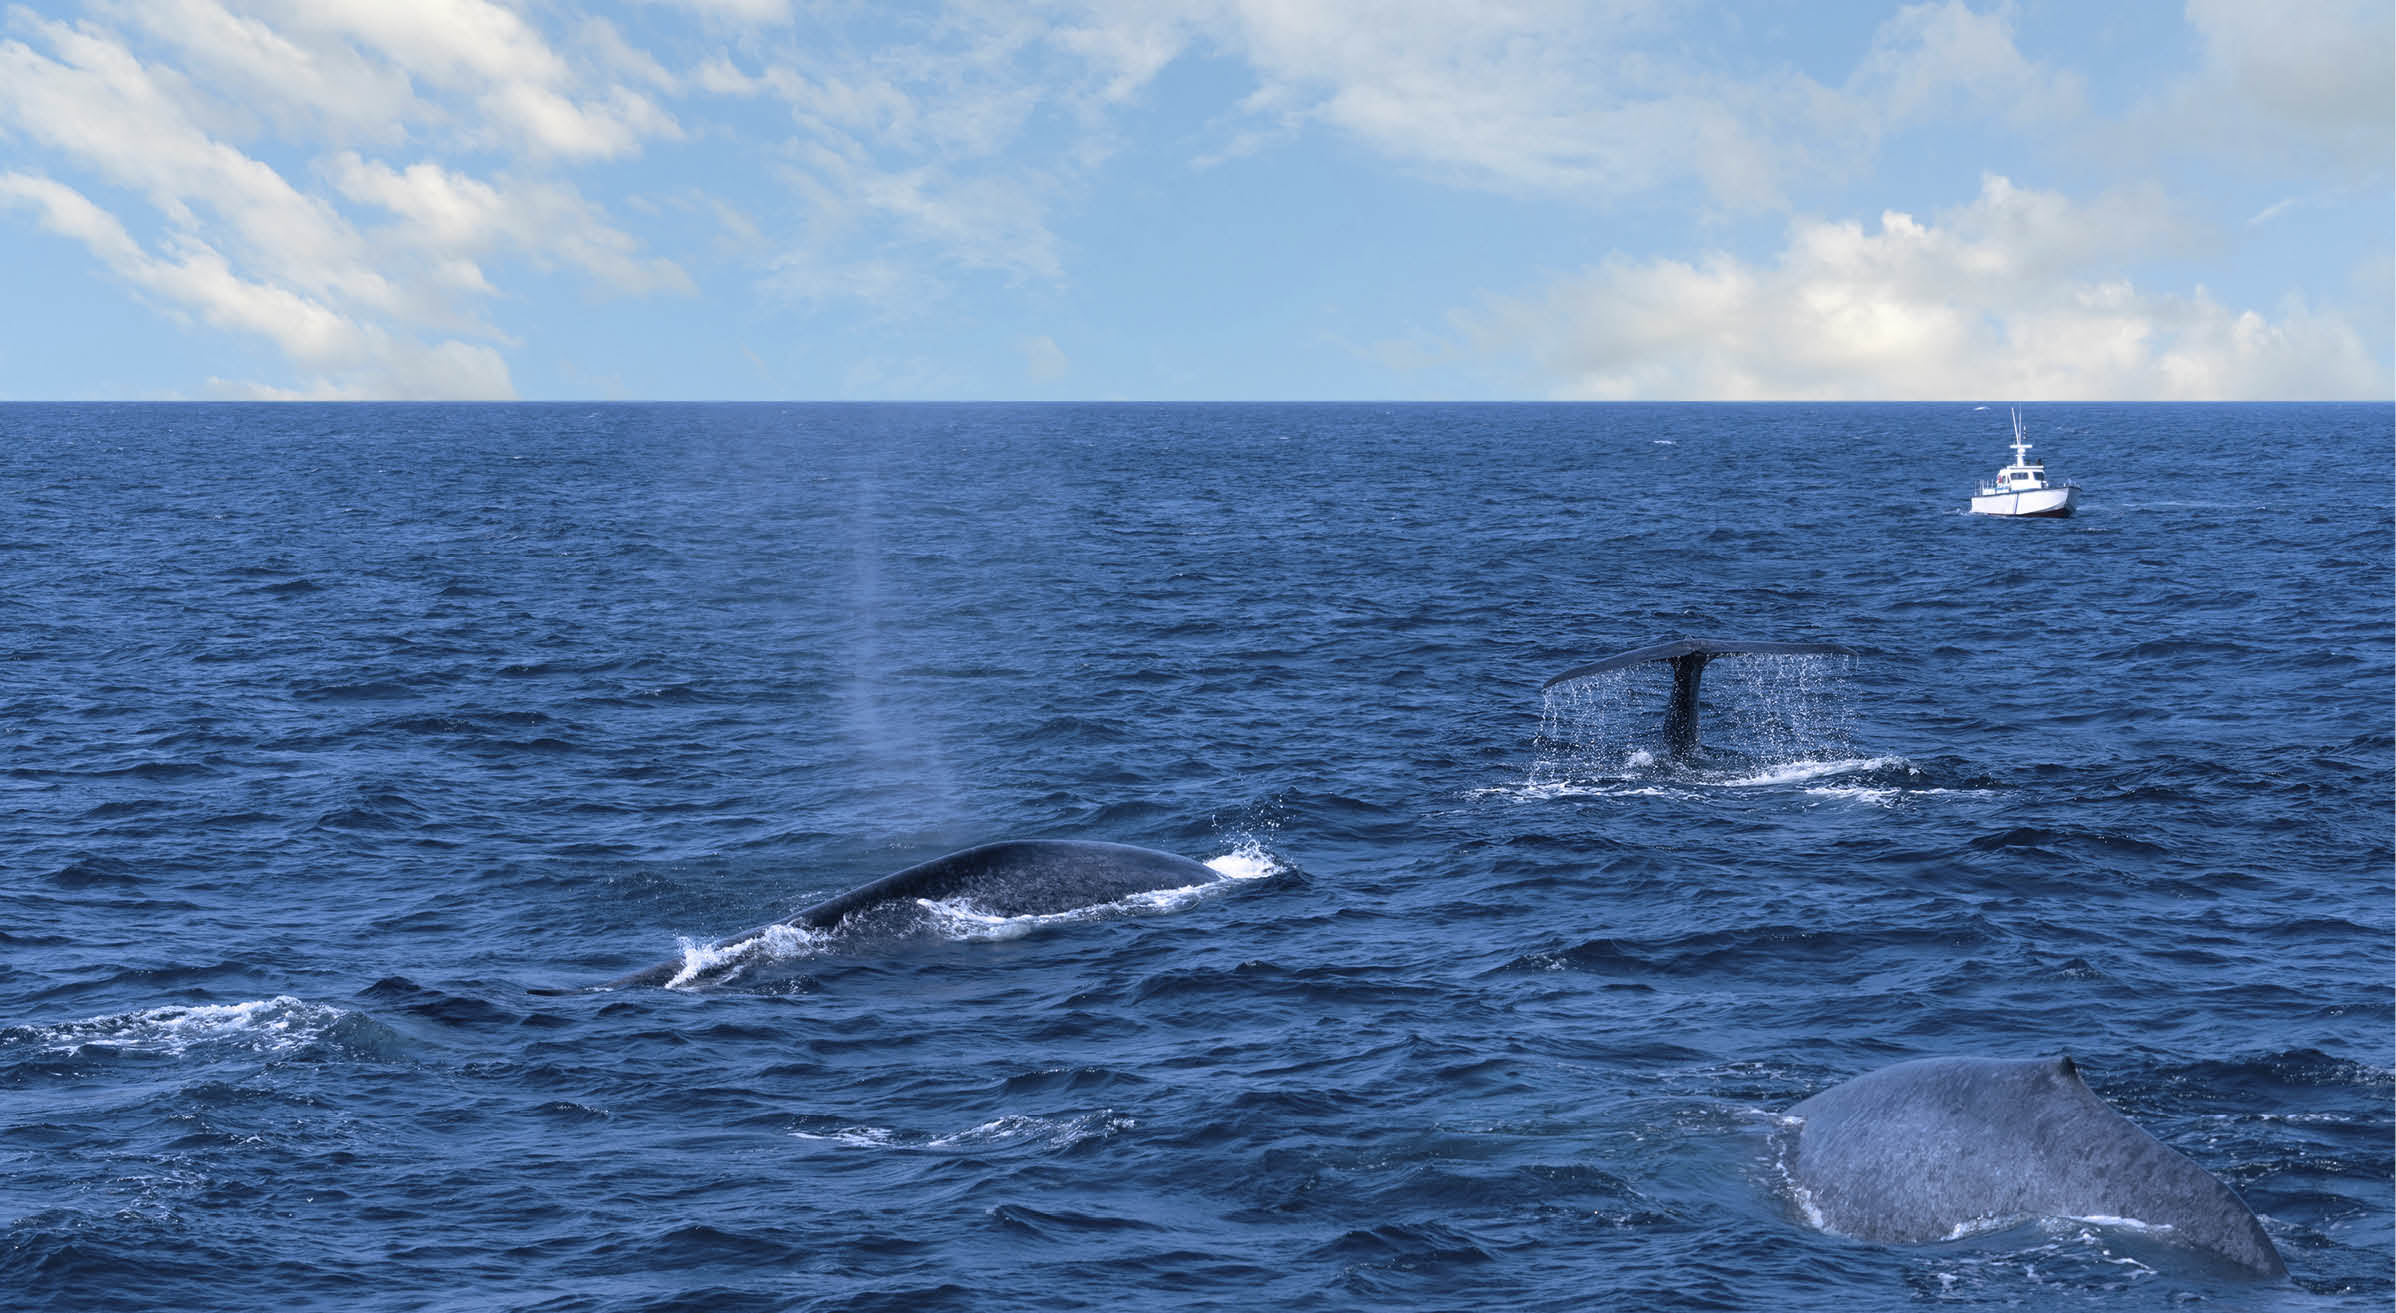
[1541,638,1859,757]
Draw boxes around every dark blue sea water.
[3,402,2389,1312]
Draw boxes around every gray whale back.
[1786,1056,2283,1277]
[608,840,1222,989]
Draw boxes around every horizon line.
[1,397,2389,406]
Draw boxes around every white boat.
[1969,408,2079,518]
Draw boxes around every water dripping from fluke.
[1532,638,1866,787]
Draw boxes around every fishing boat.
[1969,408,2079,518]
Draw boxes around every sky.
[0,0,2388,401]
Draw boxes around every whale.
[606,839,1226,989]
[1541,638,1858,757]
[1782,1056,2284,1277]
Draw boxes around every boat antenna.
[2009,407,2032,465]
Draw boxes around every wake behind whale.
[610,839,1246,990]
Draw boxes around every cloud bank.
[0,1,689,397]
[1471,177,2383,400]
[0,0,2384,398]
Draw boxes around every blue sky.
[0,0,2387,400]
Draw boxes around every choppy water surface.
[3,402,2388,1311]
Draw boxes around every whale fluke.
[1785,1056,2285,1278]
[1541,638,1858,757]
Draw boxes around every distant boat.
[1969,408,2080,518]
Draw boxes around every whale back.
[602,840,1223,989]
[789,839,1221,928]
[1786,1056,2283,1277]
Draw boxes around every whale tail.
[1541,638,1859,757]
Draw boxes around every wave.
[1486,755,1941,802]
[788,1109,1132,1153]
[1,997,396,1062]
[1715,756,1915,787]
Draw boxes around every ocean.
[3,401,2388,1311]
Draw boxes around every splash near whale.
[608,839,1230,989]
[1782,1055,2284,1278]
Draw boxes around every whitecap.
[1803,785,1905,806]
[1474,780,1679,801]
[1803,783,1989,807]
[1941,1212,2025,1241]
[662,922,828,989]
[1715,755,1914,788]
[12,997,355,1059]
[790,1110,1131,1152]
[788,1126,901,1148]
[916,843,1281,942]
[927,1110,1132,1150]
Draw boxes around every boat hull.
[1970,485,2079,517]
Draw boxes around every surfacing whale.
[608,839,1225,989]
[1783,1055,2284,1277]
[1541,637,1857,757]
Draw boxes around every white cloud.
[97,0,681,159]
[260,0,566,85]
[205,337,514,400]
[0,14,375,302]
[0,169,510,397]
[504,179,693,295]
[1020,334,1068,382]
[636,0,791,26]
[2187,0,2391,146]
[0,4,689,396]
[328,153,691,297]
[711,4,1140,309]
[577,17,679,93]
[0,170,133,254]
[1,1,2379,399]
[762,246,941,315]
[1468,175,2386,399]
[1851,1,2084,127]
[101,0,417,144]
[1190,0,1836,207]
[1119,1,2070,211]
[1038,3,2075,212]
[2130,0,2394,177]
[723,0,1864,307]
[1052,7,1192,104]
[327,154,501,248]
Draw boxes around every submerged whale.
[608,839,1225,989]
[1783,1055,2284,1277]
